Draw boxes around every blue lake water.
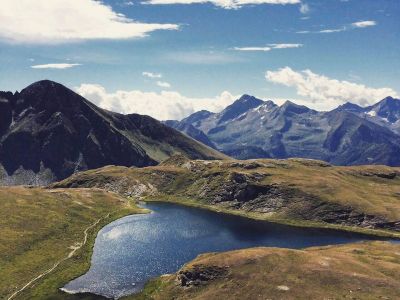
[62,201,385,299]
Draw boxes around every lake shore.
[142,196,400,239]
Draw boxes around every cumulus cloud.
[352,20,377,28]
[234,43,302,51]
[142,0,300,9]
[142,72,163,78]
[0,0,178,44]
[157,81,171,88]
[266,67,398,109]
[31,63,81,69]
[75,84,237,120]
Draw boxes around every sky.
[0,0,399,120]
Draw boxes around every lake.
[62,201,383,299]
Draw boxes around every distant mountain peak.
[165,93,400,166]
[22,80,67,95]
[279,100,311,114]
[238,94,260,102]
[181,110,214,124]
[377,96,400,108]
[336,102,364,112]
[368,96,399,109]
[367,96,400,123]
[218,94,264,123]
[381,96,396,102]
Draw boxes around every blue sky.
[0,0,399,119]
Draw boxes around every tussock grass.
[0,186,144,299]
[128,241,400,300]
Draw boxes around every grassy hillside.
[0,186,144,299]
[128,241,400,300]
[53,156,400,236]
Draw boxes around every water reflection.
[62,201,383,299]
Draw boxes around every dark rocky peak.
[335,102,365,113]
[250,100,277,115]
[182,110,214,124]
[16,80,90,116]
[235,94,265,107]
[0,91,15,101]
[278,100,311,115]
[367,96,400,123]
[218,94,264,123]
[260,99,277,109]
[377,96,398,106]
[265,99,277,107]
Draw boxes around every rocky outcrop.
[141,243,400,300]
[53,158,400,233]
[178,265,228,287]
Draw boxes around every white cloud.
[234,43,302,51]
[269,43,303,49]
[266,67,398,109]
[318,28,345,33]
[234,46,272,52]
[157,81,171,88]
[142,72,163,78]
[142,0,300,9]
[31,63,81,69]
[298,20,376,34]
[75,84,237,120]
[352,20,377,28]
[299,3,309,14]
[0,0,179,44]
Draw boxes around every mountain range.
[1,79,399,187]
[0,80,225,185]
[166,95,400,166]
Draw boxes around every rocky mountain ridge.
[166,95,400,166]
[0,80,226,185]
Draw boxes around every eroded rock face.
[178,265,228,287]
[0,81,156,182]
[180,168,400,231]
[0,98,12,135]
[52,159,400,232]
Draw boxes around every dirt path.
[7,213,110,300]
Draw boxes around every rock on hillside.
[53,157,400,234]
[136,242,400,300]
